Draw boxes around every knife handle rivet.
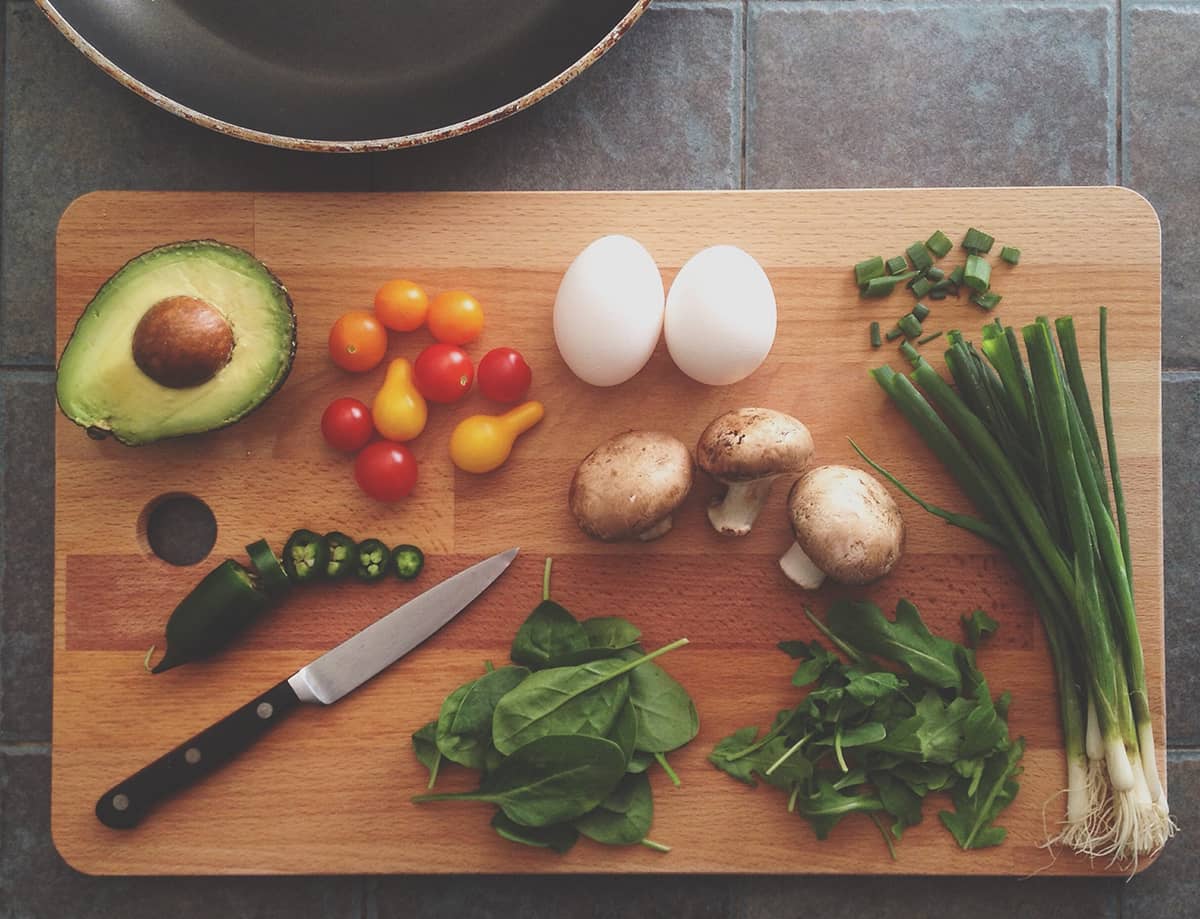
[112,793,130,812]
[185,747,202,765]
[256,702,274,720]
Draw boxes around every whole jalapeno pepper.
[355,538,390,582]
[283,528,329,583]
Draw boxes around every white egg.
[554,235,665,387]
[664,245,777,386]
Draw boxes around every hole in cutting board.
[140,494,217,566]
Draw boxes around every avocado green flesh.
[56,241,295,446]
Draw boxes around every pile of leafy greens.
[410,559,698,854]
[709,599,1023,855]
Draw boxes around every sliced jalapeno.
[322,531,357,580]
[355,538,390,581]
[152,560,269,673]
[391,544,425,581]
[245,539,290,599]
[283,528,329,583]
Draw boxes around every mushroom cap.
[569,431,694,541]
[696,407,814,483]
[787,464,904,585]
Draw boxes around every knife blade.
[95,547,519,829]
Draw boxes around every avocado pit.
[132,296,234,388]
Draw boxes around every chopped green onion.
[948,265,966,287]
[898,313,923,338]
[1000,246,1021,265]
[899,340,920,363]
[926,266,946,282]
[906,242,934,273]
[962,227,995,254]
[862,271,917,298]
[885,255,909,275]
[963,254,991,292]
[918,330,944,345]
[912,302,931,322]
[911,277,934,299]
[971,291,1002,310]
[926,230,953,258]
[855,256,886,288]
[885,326,903,342]
[870,321,882,348]
[929,289,948,301]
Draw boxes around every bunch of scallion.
[856,309,1172,863]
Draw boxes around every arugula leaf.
[510,600,589,669]
[844,668,905,706]
[873,771,924,839]
[779,640,841,688]
[793,778,885,840]
[939,739,1025,849]
[826,599,963,691]
[962,609,999,648]
[411,721,442,789]
[435,665,530,769]
[491,811,579,854]
[709,727,813,789]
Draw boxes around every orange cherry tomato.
[374,279,429,332]
[329,310,388,373]
[427,290,484,345]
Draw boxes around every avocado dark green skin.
[56,239,297,446]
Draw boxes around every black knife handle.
[95,679,303,829]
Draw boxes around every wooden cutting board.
[52,189,1164,876]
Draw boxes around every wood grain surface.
[52,189,1164,876]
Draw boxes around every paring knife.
[95,547,519,829]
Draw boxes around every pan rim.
[35,0,652,153]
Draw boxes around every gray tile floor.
[1,0,1196,916]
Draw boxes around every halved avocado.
[56,240,296,446]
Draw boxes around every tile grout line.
[1113,0,1122,186]
[739,0,749,189]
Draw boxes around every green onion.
[870,321,882,348]
[948,265,966,287]
[918,330,943,345]
[962,227,995,254]
[929,290,948,301]
[971,292,1002,310]
[906,242,934,273]
[898,313,923,338]
[885,326,903,342]
[855,256,886,288]
[926,266,946,282]
[899,340,920,363]
[886,255,909,275]
[926,230,953,258]
[1000,246,1021,265]
[912,302,931,322]
[911,277,934,299]
[964,254,991,292]
[863,272,917,298]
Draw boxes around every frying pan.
[37,1,649,152]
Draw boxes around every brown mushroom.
[779,464,905,588]
[569,431,693,541]
[696,407,814,536]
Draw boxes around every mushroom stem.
[708,476,779,536]
[637,516,674,542]
[779,542,826,589]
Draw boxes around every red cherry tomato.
[321,398,374,452]
[413,343,474,403]
[477,348,532,403]
[354,441,418,502]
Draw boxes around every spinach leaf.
[491,811,579,854]
[412,734,626,827]
[626,659,699,754]
[574,773,654,846]
[626,751,654,774]
[411,721,442,789]
[436,665,530,769]
[962,608,999,648]
[582,617,641,651]
[483,744,505,775]
[939,738,1025,849]
[609,699,638,766]
[510,600,589,669]
[826,599,962,691]
[492,641,685,755]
